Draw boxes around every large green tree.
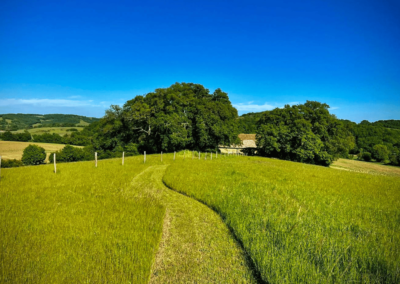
[94,83,239,153]
[256,101,355,166]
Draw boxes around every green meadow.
[1,152,399,283]
[164,156,400,283]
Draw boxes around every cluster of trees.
[87,82,240,155]
[256,101,355,166]
[0,131,90,146]
[0,130,31,142]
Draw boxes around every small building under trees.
[219,134,257,154]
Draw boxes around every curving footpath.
[130,165,255,283]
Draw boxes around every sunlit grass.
[163,155,400,283]
[0,156,165,283]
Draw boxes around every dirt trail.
[130,165,255,283]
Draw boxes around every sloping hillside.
[0,114,99,130]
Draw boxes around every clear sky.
[1,0,399,122]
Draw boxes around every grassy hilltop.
[1,153,399,283]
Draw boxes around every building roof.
[219,133,257,149]
[238,134,256,141]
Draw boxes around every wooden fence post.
[174,151,176,160]
[95,152,97,167]
[184,150,186,160]
[192,151,194,159]
[54,153,56,173]
[199,152,200,160]
[216,151,217,158]
[161,151,163,162]
[122,152,124,165]
[144,151,146,163]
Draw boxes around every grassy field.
[0,154,255,283]
[164,155,400,283]
[0,141,83,162]
[11,126,85,136]
[331,158,400,177]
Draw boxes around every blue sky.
[0,0,399,122]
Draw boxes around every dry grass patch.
[331,158,400,177]
[0,141,82,162]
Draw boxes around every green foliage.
[237,112,265,133]
[163,156,400,283]
[49,145,92,163]
[362,151,372,161]
[372,144,390,162]
[371,119,400,130]
[94,82,240,153]
[1,159,24,168]
[0,130,31,142]
[256,101,354,166]
[21,145,46,165]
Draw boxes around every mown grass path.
[131,165,256,283]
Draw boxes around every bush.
[21,145,46,165]
[1,159,24,168]
[362,152,372,161]
[372,144,390,162]
[49,145,92,163]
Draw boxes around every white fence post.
[95,152,97,167]
[211,152,212,160]
[122,152,124,165]
[216,151,217,158]
[161,151,163,162]
[199,152,200,160]
[144,151,146,163]
[174,151,176,160]
[54,153,56,173]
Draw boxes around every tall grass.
[1,156,165,283]
[163,156,400,283]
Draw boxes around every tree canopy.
[256,101,355,166]
[94,83,240,153]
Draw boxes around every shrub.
[372,144,390,162]
[49,145,92,163]
[1,159,24,168]
[362,152,372,161]
[125,143,139,156]
[21,145,46,165]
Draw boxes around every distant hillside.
[237,111,265,133]
[0,113,100,131]
[369,120,400,130]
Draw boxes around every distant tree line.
[0,130,90,146]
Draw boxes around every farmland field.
[0,141,83,161]
[11,126,85,136]
[1,153,399,283]
[331,158,400,177]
